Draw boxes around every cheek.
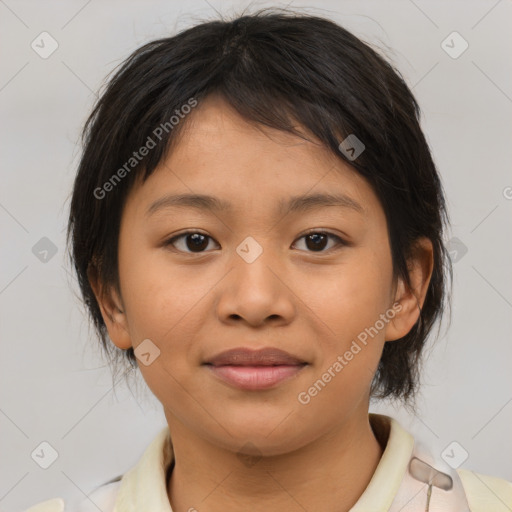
[295,251,393,403]
[118,240,207,342]
[296,264,391,413]
[118,255,220,412]
[301,252,393,341]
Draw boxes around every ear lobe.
[385,237,434,342]
[88,264,132,350]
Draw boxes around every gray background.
[1,0,511,510]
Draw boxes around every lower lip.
[206,364,306,390]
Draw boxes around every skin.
[90,94,433,512]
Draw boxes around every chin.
[201,407,316,456]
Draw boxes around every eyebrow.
[145,192,365,218]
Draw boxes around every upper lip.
[204,347,307,367]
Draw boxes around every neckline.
[115,414,414,512]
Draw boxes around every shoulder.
[457,469,512,511]
[23,480,121,512]
[379,414,512,511]
[25,498,65,512]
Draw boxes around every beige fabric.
[350,414,414,511]
[25,498,65,512]
[24,414,512,511]
[458,469,512,511]
[112,414,416,511]
[112,425,173,511]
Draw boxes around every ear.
[385,237,434,342]
[88,263,132,350]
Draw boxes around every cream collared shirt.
[26,414,512,512]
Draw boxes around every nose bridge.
[233,233,281,293]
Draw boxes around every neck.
[165,411,384,512]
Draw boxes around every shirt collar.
[350,413,414,511]
[113,414,414,512]
[113,425,175,511]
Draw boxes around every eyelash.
[163,229,348,255]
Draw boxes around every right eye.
[164,231,220,254]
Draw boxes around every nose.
[215,240,296,328]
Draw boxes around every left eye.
[164,230,346,254]
[292,231,346,252]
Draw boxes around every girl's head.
[67,9,451,451]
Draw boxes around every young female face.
[93,94,432,456]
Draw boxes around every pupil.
[187,233,208,252]
[307,233,327,251]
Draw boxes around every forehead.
[126,95,381,220]
[173,94,338,172]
